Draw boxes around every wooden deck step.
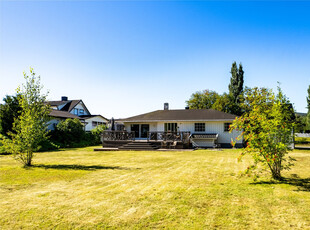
[118,142,160,150]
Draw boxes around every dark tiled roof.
[121,109,237,122]
[80,115,109,121]
[49,110,84,120]
[47,101,67,106]
[46,100,91,114]
[59,100,81,112]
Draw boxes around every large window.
[74,108,78,115]
[79,109,84,115]
[164,123,177,132]
[92,121,106,127]
[224,123,232,132]
[195,123,205,132]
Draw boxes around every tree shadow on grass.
[251,175,310,192]
[32,164,138,171]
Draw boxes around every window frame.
[194,123,205,132]
[164,123,177,132]
[224,123,232,132]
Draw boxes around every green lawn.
[295,136,310,148]
[1,147,310,229]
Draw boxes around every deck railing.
[147,131,191,143]
[102,131,135,141]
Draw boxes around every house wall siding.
[124,121,242,144]
[125,122,158,132]
[70,102,90,116]
[47,118,61,130]
[84,116,109,131]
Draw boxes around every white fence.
[295,133,310,138]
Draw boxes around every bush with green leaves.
[52,118,85,147]
[50,119,104,148]
[230,86,295,180]
[91,124,107,144]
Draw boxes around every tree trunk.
[25,152,32,166]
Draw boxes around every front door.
[141,124,150,138]
[131,124,139,138]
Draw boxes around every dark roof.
[47,101,67,106]
[59,100,81,112]
[80,115,109,121]
[49,110,84,120]
[296,112,307,117]
[121,109,237,122]
[47,100,90,114]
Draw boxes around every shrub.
[91,124,107,144]
[52,118,85,147]
[49,119,103,148]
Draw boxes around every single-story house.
[104,103,243,149]
[47,96,109,131]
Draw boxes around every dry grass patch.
[1,147,310,229]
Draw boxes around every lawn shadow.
[251,175,310,192]
[33,164,137,171]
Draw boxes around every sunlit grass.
[1,147,309,229]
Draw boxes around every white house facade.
[47,96,109,131]
[113,104,243,148]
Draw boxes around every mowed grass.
[1,147,310,229]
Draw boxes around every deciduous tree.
[230,86,295,180]
[307,85,310,130]
[186,90,219,109]
[2,68,50,166]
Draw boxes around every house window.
[224,123,232,132]
[74,108,78,115]
[92,121,106,127]
[164,123,177,132]
[79,109,84,115]
[195,123,205,132]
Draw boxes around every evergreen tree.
[228,62,244,104]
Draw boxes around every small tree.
[230,86,295,180]
[307,85,310,130]
[2,68,50,166]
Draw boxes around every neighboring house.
[47,96,109,131]
[117,103,243,148]
[80,115,109,131]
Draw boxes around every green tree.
[307,85,310,130]
[2,68,50,166]
[294,114,307,133]
[230,87,295,180]
[53,118,85,146]
[186,90,219,109]
[228,62,244,104]
[0,94,22,136]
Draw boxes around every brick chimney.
[164,103,169,110]
[61,96,68,101]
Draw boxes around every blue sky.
[0,1,309,118]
